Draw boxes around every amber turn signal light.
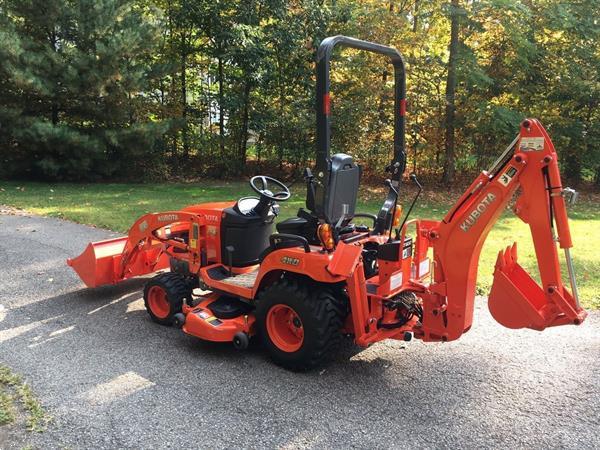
[317,223,335,251]
[392,205,403,228]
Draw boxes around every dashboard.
[235,197,261,215]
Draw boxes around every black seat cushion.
[258,239,306,263]
[276,216,308,234]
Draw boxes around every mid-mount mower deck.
[68,36,587,371]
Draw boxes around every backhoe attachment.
[418,119,586,342]
[486,119,586,331]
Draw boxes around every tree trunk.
[168,3,177,161]
[218,54,225,157]
[51,103,59,126]
[181,38,189,161]
[49,30,59,126]
[412,0,419,32]
[564,151,582,183]
[238,78,252,173]
[372,71,388,167]
[442,0,460,184]
[276,53,284,170]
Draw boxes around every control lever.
[385,179,400,242]
[334,204,350,239]
[562,187,578,206]
[385,178,399,196]
[395,173,422,239]
[225,245,234,276]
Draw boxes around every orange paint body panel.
[182,295,256,342]
[417,119,586,341]
[183,202,235,263]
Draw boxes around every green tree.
[1,0,597,186]
[0,0,167,180]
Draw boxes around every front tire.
[256,278,345,371]
[143,273,190,326]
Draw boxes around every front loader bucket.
[67,236,169,288]
[488,243,586,331]
[67,237,128,288]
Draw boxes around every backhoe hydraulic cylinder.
[564,248,580,308]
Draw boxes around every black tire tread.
[256,277,346,371]
[143,272,191,326]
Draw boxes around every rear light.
[392,205,403,228]
[318,223,335,251]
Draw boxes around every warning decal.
[195,309,211,319]
[390,272,403,290]
[519,137,544,152]
[498,166,518,187]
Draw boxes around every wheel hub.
[147,285,170,319]
[266,304,304,352]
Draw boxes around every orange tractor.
[68,36,587,370]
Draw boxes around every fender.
[252,246,346,298]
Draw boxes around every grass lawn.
[1,180,598,309]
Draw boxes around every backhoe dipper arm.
[417,119,587,342]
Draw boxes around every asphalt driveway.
[0,208,598,449]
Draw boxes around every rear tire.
[143,273,191,326]
[256,278,346,371]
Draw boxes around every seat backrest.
[307,153,360,224]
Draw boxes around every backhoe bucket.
[488,243,586,330]
[67,236,169,288]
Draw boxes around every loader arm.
[68,211,205,288]
[417,119,587,342]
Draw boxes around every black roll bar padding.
[269,233,311,253]
[315,35,407,180]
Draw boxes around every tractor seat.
[308,153,361,226]
[276,216,307,231]
[276,208,320,244]
[259,233,312,262]
[276,153,361,244]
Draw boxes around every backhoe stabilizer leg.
[488,243,586,330]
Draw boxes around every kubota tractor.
[68,36,587,371]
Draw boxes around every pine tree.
[0,0,167,180]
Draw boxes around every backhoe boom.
[415,119,586,342]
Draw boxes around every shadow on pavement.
[1,276,598,448]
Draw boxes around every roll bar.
[315,35,407,180]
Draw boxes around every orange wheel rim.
[148,286,170,319]
[266,304,304,352]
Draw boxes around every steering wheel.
[249,176,291,201]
